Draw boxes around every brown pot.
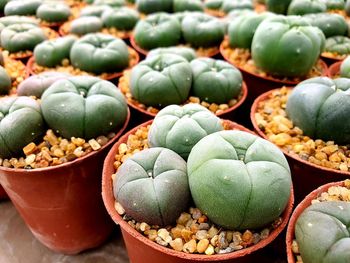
[129,34,221,58]
[25,46,140,81]
[219,42,329,102]
[102,119,294,263]
[0,110,130,254]
[250,89,350,203]
[286,181,344,263]
[328,61,341,78]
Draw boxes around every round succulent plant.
[295,201,350,263]
[187,130,292,230]
[1,23,47,53]
[287,0,327,15]
[70,33,129,74]
[303,13,348,38]
[80,5,112,17]
[221,0,254,13]
[101,7,139,31]
[190,58,243,104]
[251,16,325,77]
[325,36,350,56]
[70,16,103,36]
[114,147,190,226]
[0,96,45,159]
[147,46,197,62]
[41,76,128,139]
[130,54,192,107]
[136,0,173,14]
[181,12,225,48]
[148,104,223,159]
[134,12,181,50]
[0,66,11,95]
[286,77,350,144]
[34,35,78,68]
[93,0,125,7]
[0,16,39,26]
[173,0,204,12]
[17,72,70,98]
[266,0,292,14]
[4,0,41,16]
[322,0,345,10]
[340,56,350,78]
[36,2,71,23]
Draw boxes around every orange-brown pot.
[286,181,344,263]
[328,61,341,78]
[102,119,294,263]
[0,110,130,254]
[251,89,350,202]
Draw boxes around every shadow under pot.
[26,33,140,81]
[250,84,350,202]
[118,54,248,125]
[102,119,294,263]
[286,180,350,263]
[0,78,130,254]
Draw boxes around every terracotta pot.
[250,89,350,203]
[286,181,344,263]
[25,47,140,81]
[219,42,330,102]
[328,61,341,78]
[129,34,221,58]
[119,74,248,124]
[102,119,294,263]
[0,110,130,254]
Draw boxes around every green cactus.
[286,77,350,144]
[134,13,181,50]
[130,54,192,107]
[34,35,78,68]
[0,16,38,26]
[287,0,327,15]
[70,33,129,74]
[0,96,45,158]
[303,13,348,38]
[136,0,173,14]
[187,130,292,230]
[325,36,350,55]
[80,5,112,17]
[295,201,350,263]
[173,0,204,12]
[36,2,71,23]
[101,7,139,31]
[340,56,350,78]
[70,16,103,36]
[148,104,223,159]
[93,0,125,7]
[4,0,41,16]
[114,147,190,226]
[147,46,197,61]
[266,0,292,14]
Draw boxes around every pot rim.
[250,88,350,177]
[285,181,345,263]
[328,61,341,78]
[219,40,329,85]
[25,46,140,80]
[0,107,130,175]
[119,73,248,118]
[129,34,221,58]
[102,119,295,261]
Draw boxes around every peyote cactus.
[34,35,78,68]
[266,0,292,14]
[130,54,192,107]
[287,0,327,15]
[70,33,129,74]
[0,96,45,158]
[93,0,125,7]
[114,147,190,226]
[147,46,197,61]
[303,13,348,38]
[80,5,112,17]
[36,2,72,23]
[187,130,292,230]
[286,77,350,144]
[320,0,345,10]
[101,7,139,31]
[136,0,173,14]
[190,58,243,104]
[173,0,203,12]
[17,72,70,98]
[325,36,350,56]
[4,0,41,16]
[1,23,47,53]
[70,16,103,36]
[134,13,181,50]
[295,201,350,263]
[0,16,39,26]
[148,104,223,159]
[251,16,325,77]
[0,66,11,95]
[41,76,128,139]
[340,56,350,78]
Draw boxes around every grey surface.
[0,200,129,263]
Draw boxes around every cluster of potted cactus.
[2,0,350,262]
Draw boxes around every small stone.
[140,222,150,232]
[53,148,65,158]
[242,230,253,245]
[208,226,219,238]
[292,240,299,254]
[183,239,196,253]
[205,244,215,255]
[96,136,109,146]
[71,137,85,147]
[145,229,157,241]
[88,139,101,151]
[23,142,37,155]
[171,225,184,239]
[190,208,202,220]
[177,212,191,225]
[118,143,128,154]
[25,154,36,165]
[199,223,210,230]
[181,228,193,242]
[218,232,229,249]
[210,234,218,246]
[271,133,291,146]
[114,202,125,215]
[195,230,208,240]
[260,229,270,239]
[231,232,242,246]
[46,130,59,146]
[197,239,209,253]
[158,228,172,243]
[169,238,183,252]
[329,153,341,162]
[73,146,84,157]
[155,236,168,246]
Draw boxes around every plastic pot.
[328,61,341,78]
[286,181,344,263]
[0,109,130,254]
[129,34,220,58]
[250,89,350,202]
[102,119,295,263]
[25,47,140,81]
